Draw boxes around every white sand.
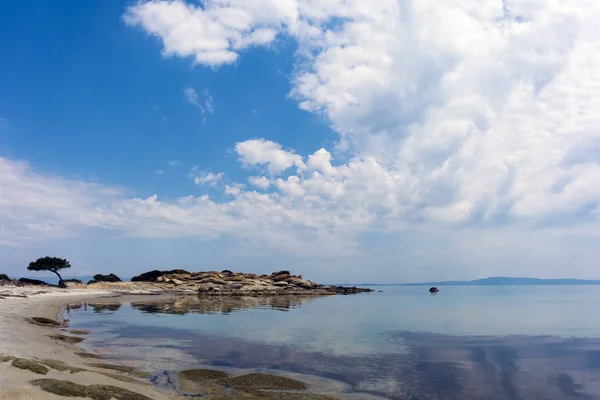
[0,286,181,399]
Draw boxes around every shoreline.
[0,285,379,400]
[0,286,179,399]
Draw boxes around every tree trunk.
[54,270,66,288]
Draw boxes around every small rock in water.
[429,287,439,293]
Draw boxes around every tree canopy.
[27,256,71,286]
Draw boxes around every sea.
[64,285,600,399]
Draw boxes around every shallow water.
[65,286,600,399]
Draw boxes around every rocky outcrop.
[0,274,10,281]
[130,269,190,282]
[18,278,48,286]
[87,274,122,284]
[124,269,373,297]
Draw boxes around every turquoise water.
[65,286,600,399]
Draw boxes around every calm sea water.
[65,286,600,399]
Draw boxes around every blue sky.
[2,0,600,282]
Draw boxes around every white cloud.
[183,86,214,122]
[155,169,164,175]
[193,171,224,186]
[123,0,289,66]
[168,160,181,167]
[248,176,270,190]
[235,139,306,174]
[4,0,600,279]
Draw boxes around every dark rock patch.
[18,278,48,286]
[25,316,62,327]
[180,369,229,381]
[39,359,86,373]
[30,379,153,400]
[87,274,122,284]
[31,378,87,397]
[70,329,90,335]
[97,372,149,385]
[429,287,439,293]
[74,352,106,359]
[11,358,49,375]
[48,334,85,344]
[86,363,150,378]
[0,273,10,281]
[131,269,189,282]
[225,372,307,390]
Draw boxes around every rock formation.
[126,269,373,296]
[87,274,122,284]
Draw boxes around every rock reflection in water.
[87,302,122,314]
[129,295,314,315]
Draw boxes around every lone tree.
[27,256,71,288]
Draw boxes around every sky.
[1,0,600,283]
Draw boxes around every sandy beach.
[0,286,180,400]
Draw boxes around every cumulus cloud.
[4,0,600,279]
[235,139,306,174]
[248,176,270,190]
[193,171,224,186]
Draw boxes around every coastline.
[0,285,377,400]
[0,286,179,400]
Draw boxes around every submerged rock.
[74,352,105,359]
[11,358,49,375]
[429,287,439,293]
[30,379,153,400]
[48,334,85,344]
[31,379,87,397]
[39,359,86,373]
[226,373,307,390]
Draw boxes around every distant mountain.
[357,277,600,286]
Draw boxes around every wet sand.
[0,286,179,400]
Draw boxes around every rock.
[48,334,85,344]
[0,274,10,281]
[270,270,290,277]
[197,277,226,285]
[18,278,48,286]
[130,270,163,282]
[228,283,244,290]
[130,269,190,282]
[87,274,122,285]
[156,276,165,282]
[334,286,374,295]
[38,359,86,373]
[225,373,307,390]
[30,379,87,397]
[429,287,439,293]
[171,278,184,285]
[221,269,233,275]
[25,317,61,326]
[223,275,245,281]
[12,358,49,375]
[273,281,289,287]
[30,379,153,400]
[271,273,291,282]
